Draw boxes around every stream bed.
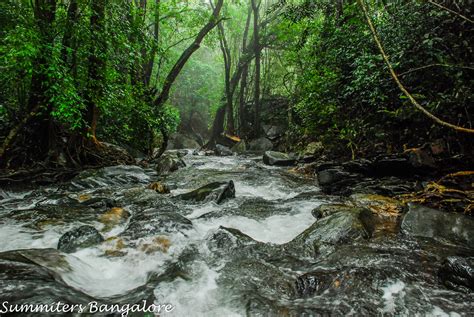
[0,153,472,316]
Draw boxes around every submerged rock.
[73,165,150,188]
[438,256,474,292]
[263,151,296,166]
[401,204,474,248]
[99,207,131,231]
[147,181,171,194]
[206,226,257,255]
[177,181,235,204]
[57,225,104,253]
[121,209,193,241]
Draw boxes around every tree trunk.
[61,0,78,75]
[86,0,107,141]
[143,0,160,86]
[239,6,252,137]
[251,0,261,138]
[1,0,57,163]
[154,0,224,109]
[212,0,234,135]
[152,0,224,157]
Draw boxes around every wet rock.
[0,249,97,310]
[99,207,131,231]
[311,203,355,220]
[231,140,247,153]
[287,208,369,257]
[296,270,339,297]
[316,160,420,196]
[438,256,474,292]
[57,225,104,253]
[215,144,233,156]
[165,149,188,158]
[401,204,474,247]
[167,133,200,149]
[263,151,296,166]
[263,125,285,140]
[406,146,436,170]
[249,137,273,152]
[206,226,257,254]
[138,236,171,254]
[156,152,186,175]
[350,194,405,216]
[103,236,127,257]
[177,181,235,204]
[9,204,100,230]
[147,181,171,194]
[79,197,116,209]
[73,165,150,188]
[121,209,193,241]
[317,168,361,195]
[218,259,297,303]
[370,155,414,177]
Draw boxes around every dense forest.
[1,0,472,167]
[0,0,473,315]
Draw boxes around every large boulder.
[286,208,369,257]
[215,144,233,156]
[177,181,235,204]
[167,133,200,149]
[231,140,247,154]
[57,225,104,253]
[156,151,186,175]
[249,137,273,152]
[0,249,99,310]
[263,125,285,140]
[401,204,474,248]
[263,151,296,166]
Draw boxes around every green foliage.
[280,0,474,156]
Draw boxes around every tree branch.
[398,63,474,77]
[427,0,474,24]
[153,0,224,108]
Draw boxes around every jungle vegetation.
[0,0,472,168]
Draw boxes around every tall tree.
[251,0,261,137]
[153,0,224,156]
[0,0,57,160]
[239,5,252,137]
[85,0,107,142]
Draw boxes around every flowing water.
[0,153,472,316]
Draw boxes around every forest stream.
[0,151,472,316]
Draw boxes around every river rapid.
[0,152,472,316]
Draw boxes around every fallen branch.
[357,0,474,134]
